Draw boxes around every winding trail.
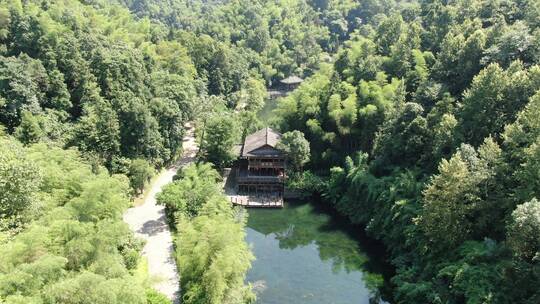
[123,124,197,304]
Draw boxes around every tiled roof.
[241,127,282,157]
[279,75,303,84]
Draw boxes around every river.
[245,200,393,304]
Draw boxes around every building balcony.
[248,161,285,168]
[237,169,285,184]
[237,175,285,184]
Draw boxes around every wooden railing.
[229,195,284,208]
[237,175,284,183]
[248,161,285,168]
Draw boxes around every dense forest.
[274,0,540,303]
[0,0,256,302]
[0,135,151,303]
[1,0,540,303]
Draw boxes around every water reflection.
[246,201,391,304]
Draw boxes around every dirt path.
[123,124,197,304]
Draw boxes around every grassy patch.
[133,256,150,287]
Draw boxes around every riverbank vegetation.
[274,0,540,303]
[157,163,255,304]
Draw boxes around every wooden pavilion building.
[231,127,286,207]
[279,75,303,91]
[267,75,304,100]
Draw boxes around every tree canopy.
[157,163,255,304]
[277,130,311,171]
[2,0,540,302]
[0,136,147,303]
[271,0,540,302]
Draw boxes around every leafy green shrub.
[145,289,171,304]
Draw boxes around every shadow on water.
[246,199,395,304]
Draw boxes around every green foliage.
[157,163,221,218]
[178,211,254,304]
[47,272,145,304]
[0,54,51,131]
[117,0,396,84]
[417,147,479,251]
[0,137,40,233]
[418,137,505,249]
[0,0,198,171]
[271,1,540,302]
[277,130,311,171]
[174,32,250,96]
[285,170,326,196]
[327,82,357,135]
[14,111,43,145]
[230,78,267,112]
[436,240,509,303]
[158,162,254,304]
[201,115,239,168]
[372,102,429,169]
[145,288,172,304]
[503,91,540,200]
[428,97,459,163]
[74,101,121,166]
[128,159,154,195]
[2,0,540,302]
[433,26,486,94]
[507,198,540,261]
[0,137,145,303]
[459,62,540,146]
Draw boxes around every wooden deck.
[229,195,283,208]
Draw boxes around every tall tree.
[201,115,238,168]
[0,138,40,232]
[277,130,311,172]
[507,198,540,261]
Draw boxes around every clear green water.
[246,201,391,304]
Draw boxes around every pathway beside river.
[123,123,197,304]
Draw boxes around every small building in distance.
[231,127,286,207]
[267,75,304,100]
[279,75,303,91]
